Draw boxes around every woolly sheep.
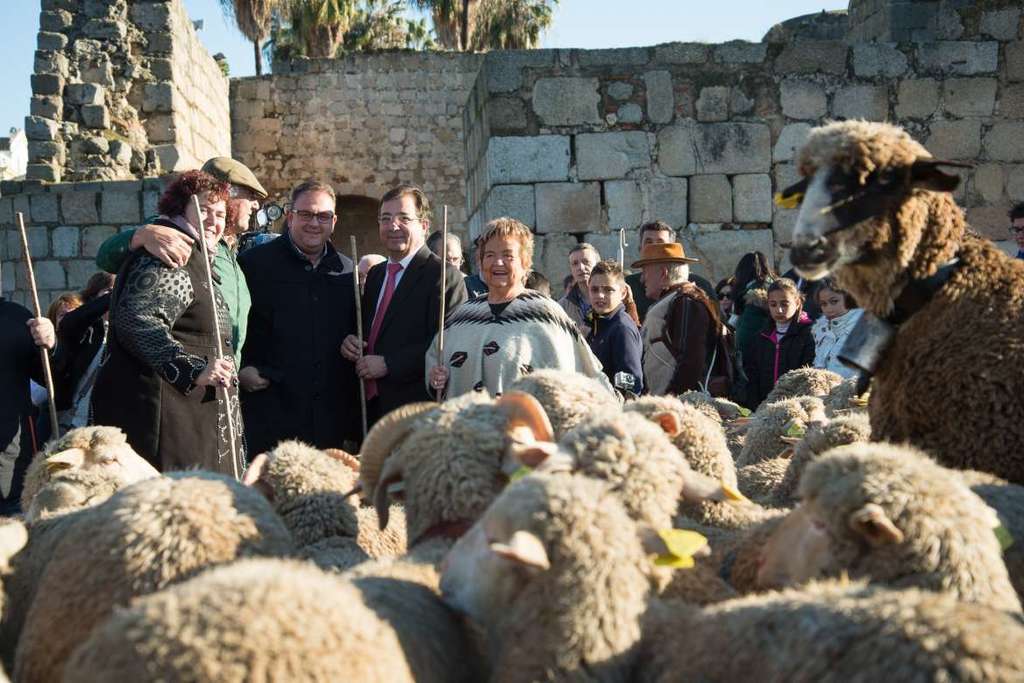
[243,440,405,567]
[756,443,1021,612]
[14,472,294,682]
[64,559,419,682]
[736,396,827,468]
[25,467,123,522]
[441,474,651,683]
[0,522,26,683]
[959,469,1024,603]
[677,390,747,423]
[771,412,873,507]
[762,367,844,406]
[508,369,619,437]
[20,425,158,513]
[363,392,559,564]
[788,120,1024,483]
[638,580,1024,683]
[823,375,868,416]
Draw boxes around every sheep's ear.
[242,453,268,486]
[491,530,550,571]
[651,411,682,438]
[0,522,27,560]
[849,503,903,546]
[503,441,564,475]
[909,159,971,193]
[45,448,85,473]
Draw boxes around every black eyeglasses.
[1010,225,1024,235]
[292,210,335,224]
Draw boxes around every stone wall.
[465,28,1024,287]
[0,178,160,308]
[847,0,1022,43]
[230,52,482,255]
[25,0,229,183]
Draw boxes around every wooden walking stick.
[435,206,449,402]
[16,212,60,439]
[350,235,368,439]
[191,195,240,479]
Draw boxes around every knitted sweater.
[425,291,614,398]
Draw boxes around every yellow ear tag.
[995,525,1014,553]
[737,407,752,418]
[774,191,803,209]
[653,529,708,569]
[721,481,749,504]
[510,466,532,482]
[783,420,806,439]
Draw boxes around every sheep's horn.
[358,402,436,501]
[374,458,405,531]
[498,392,554,443]
[342,483,362,499]
[324,448,360,472]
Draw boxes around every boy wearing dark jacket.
[586,261,643,396]
[743,278,815,409]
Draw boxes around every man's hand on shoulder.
[132,224,194,268]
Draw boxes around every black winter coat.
[239,235,359,455]
[53,293,109,412]
[742,315,815,409]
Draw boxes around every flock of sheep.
[0,119,1022,682]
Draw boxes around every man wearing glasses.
[1011,203,1024,260]
[237,179,360,455]
[341,184,467,425]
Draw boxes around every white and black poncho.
[425,291,613,398]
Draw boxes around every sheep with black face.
[783,120,1024,483]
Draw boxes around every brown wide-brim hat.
[630,242,699,268]
[202,157,268,199]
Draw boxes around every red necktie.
[365,262,403,400]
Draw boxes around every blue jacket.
[587,304,644,395]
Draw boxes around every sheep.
[958,470,1024,603]
[638,580,1024,683]
[0,521,26,683]
[736,396,827,468]
[755,443,1021,613]
[771,412,873,507]
[823,375,868,416]
[787,119,1024,483]
[363,392,560,564]
[14,472,294,683]
[25,467,123,522]
[677,390,747,423]
[508,368,620,437]
[441,473,652,683]
[64,559,419,682]
[762,367,845,406]
[242,440,405,568]
[20,425,158,513]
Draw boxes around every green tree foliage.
[218,0,284,75]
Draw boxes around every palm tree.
[218,0,284,75]
[287,0,358,58]
[409,0,477,51]
[471,0,555,50]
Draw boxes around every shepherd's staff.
[16,212,59,438]
[350,235,368,439]
[435,205,449,402]
[190,195,239,479]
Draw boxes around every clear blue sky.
[0,0,847,138]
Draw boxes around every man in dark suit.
[341,185,467,424]
[238,179,359,455]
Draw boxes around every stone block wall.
[230,52,483,250]
[847,0,1023,44]
[0,178,160,308]
[25,0,229,183]
[466,28,1024,287]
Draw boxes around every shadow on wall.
[332,195,381,259]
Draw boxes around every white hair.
[666,263,690,285]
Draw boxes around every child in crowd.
[811,278,862,379]
[586,260,643,396]
[742,278,815,409]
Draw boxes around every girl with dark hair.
[731,251,777,358]
[91,170,244,476]
[742,278,815,409]
[811,278,862,379]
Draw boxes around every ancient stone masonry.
[230,52,482,255]
[0,177,162,308]
[465,3,1024,287]
[26,0,229,183]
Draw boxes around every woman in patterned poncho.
[91,171,244,476]
[426,218,613,399]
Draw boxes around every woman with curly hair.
[91,170,244,476]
